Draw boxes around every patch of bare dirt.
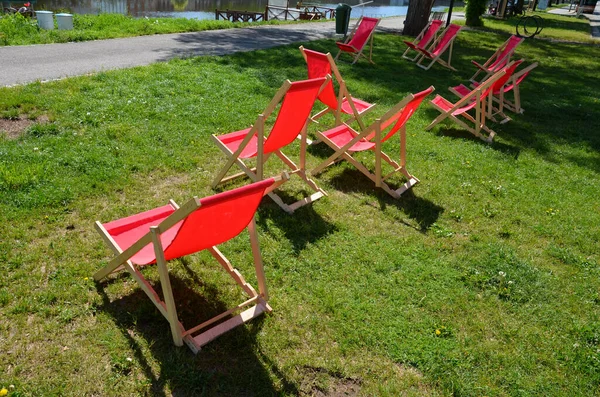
[300,366,362,397]
[0,114,49,139]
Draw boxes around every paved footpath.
[546,2,600,39]
[0,17,407,87]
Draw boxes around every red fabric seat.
[94,177,286,353]
[415,24,462,71]
[321,124,375,152]
[470,35,523,83]
[102,178,275,265]
[212,77,329,214]
[335,17,381,64]
[402,20,443,61]
[312,86,434,199]
[300,46,376,131]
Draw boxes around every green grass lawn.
[1,26,600,396]
[457,10,598,43]
[0,13,293,46]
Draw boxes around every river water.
[31,0,460,20]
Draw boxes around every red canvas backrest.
[488,35,523,71]
[513,66,534,86]
[490,59,523,93]
[456,74,505,115]
[367,87,434,142]
[262,77,326,154]
[348,17,379,50]
[162,178,276,261]
[303,49,338,109]
[417,19,443,47]
[432,24,461,57]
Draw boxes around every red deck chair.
[335,16,381,64]
[402,19,444,62]
[311,86,434,199]
[416,23,462,71]
[469,35,523,83]
[94,174,289,354]
[426,64,511,142]
[299,46,376,134]
[481,62,538,114]
[450,59,524,123]
[212,77,330,214]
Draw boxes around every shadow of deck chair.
[469,35,523,83]
[311,86,434,199]
[94,174,289,354]
[212,77,330,214]
[335,16,381,64]
[299,46,376,135]
[402,19,444,62]
[450,59,523,123]
[426,65,510,142]
[415,23,462,71]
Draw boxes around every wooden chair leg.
[151,227,183,347]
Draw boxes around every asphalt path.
[0,17,406,87]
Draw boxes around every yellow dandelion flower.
[0,387,8,396]
[435,329,441,336]
[84,277,89,281]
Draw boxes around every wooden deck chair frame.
[311,86,435,199]
[489,62,538,115]
[211,77,330,214]
[426,67,508,143]
[402,19,444,62]
[299,45,376,135]
[416,24,462,71]
[335,16,381,65]
[469,35,523,84]
[94,174,288,354]
[450,59,524,124]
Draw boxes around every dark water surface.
[32,0,458,20]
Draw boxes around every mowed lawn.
[1,26,600,396]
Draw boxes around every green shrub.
[0,13,38,44]
[465,0,487,26]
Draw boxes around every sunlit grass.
[0,12,296,46]
[1,25,600,395]
[454,10,597,43]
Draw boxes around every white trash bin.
[56,13,74,30]
[36,10,54,30]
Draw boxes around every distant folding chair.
[469,35,523,83]
[416,23,462,71]
[212,77,330,214]
[426,65,509,142]
[450,59,524,123]
[299,46,376,133]
[402,19,444,62]
[94,174,288,354]
[335,16,381,64]
[311,86,434,198]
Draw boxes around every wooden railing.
[266,5,335,21]
[215,9,267,22]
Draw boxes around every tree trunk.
[403,0,435,36]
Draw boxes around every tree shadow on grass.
[95,266,298,396]
[324,167,444,232]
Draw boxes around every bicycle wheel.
[531,15,544,36]
[516,16,539,38]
